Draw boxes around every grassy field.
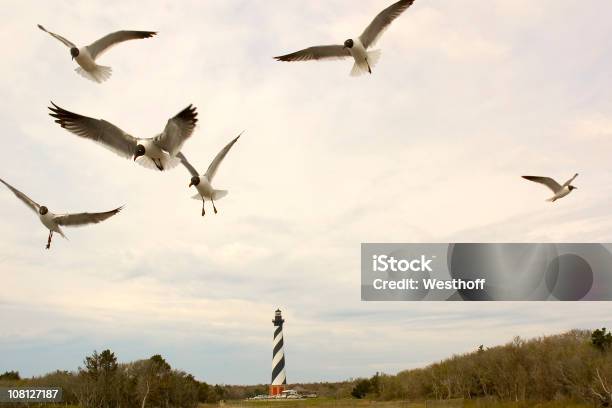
[216,397,593,408]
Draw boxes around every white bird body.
[274,0,413,76]
[40,210,58,230]
[522,173,579,203]
[37,24,156,83]
[74,47,96,70]
[347,38,381,76]
[181,133,242,216]
[49,103,198,171]
[0,178,122,249]
[137,138,178,170]
[548,186,572,202]
[193,176,215,200]
[73,47,112,83]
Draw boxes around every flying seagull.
[38,24,156,83]
[49,102,198,171]
[0,178,122,249]
[522,173,579,202]
[274,0,415,76]
[179,133,242,216]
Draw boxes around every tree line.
[351,328,612,406]
[0,351,225,408]
[1,327,610,406]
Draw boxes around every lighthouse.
[270,309,287,396]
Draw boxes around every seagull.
[522,173,579,202]
[179,133,242,216]
[48,103,198,171]
[0,178,123,249]
[274,0,415,76]
[38,24,156,83]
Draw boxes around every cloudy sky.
[1,0,612,384]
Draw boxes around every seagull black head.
[39,206,48,215]
[569,185,577,191]
[134,144,146,161]
[343,39,354,49]
[189,176,200,188]
[70,47,79,59]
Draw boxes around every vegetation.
[1,327,610,407]
[0,351,224,408]
[349,329,612,406]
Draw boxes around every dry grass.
[212,398,593,408]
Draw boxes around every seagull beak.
[133,156,138,161]
[189,181,193,188]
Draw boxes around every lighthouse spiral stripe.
[271,325,287,385]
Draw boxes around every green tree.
[351,378,372,399]
[592,328,612,352]
[0,371,20,381]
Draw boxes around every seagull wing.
[205,132,242,182]
[0,178,40,213]
[86,30,157,60]
[359,0,415,49]
[53,206,123,227]
[177,152,200,178]
[153,105,198,156]
[563,173,579,186]
[49,102,138,160]
[522,176,562,193]
[275,45,351,62]
[37,24,76,48]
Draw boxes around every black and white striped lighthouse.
[270,309,287,396]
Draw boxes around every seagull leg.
[154,159,164,171]
[202,199,206,217]
[212,199,218,214]
[46,231,53,250]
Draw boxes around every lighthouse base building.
[270,309,287,396]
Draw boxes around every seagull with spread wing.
[0,178,122,249]
[179,133,242,216]
[522,173,579,202]
[49,103,198,171]
[38,24,156,83]
[274,0,415,76]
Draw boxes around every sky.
[1,0,612,385]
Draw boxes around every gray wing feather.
[563,173,579,186]
[522,176,562,192]
[54,206,123,227]
[154,105,198,156]
[49,102,138,159]
[274,45,351,62]
[177,152,199,178]
[86,30,157,60]
[38,24,76,48]
[0,178,40,213]
[205,132,242,182]
[359,0,415,49]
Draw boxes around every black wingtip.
[177,104,198,124]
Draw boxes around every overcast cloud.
[1,0,611,384]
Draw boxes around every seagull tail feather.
[75,65,112,83]
[190,190,228,201]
